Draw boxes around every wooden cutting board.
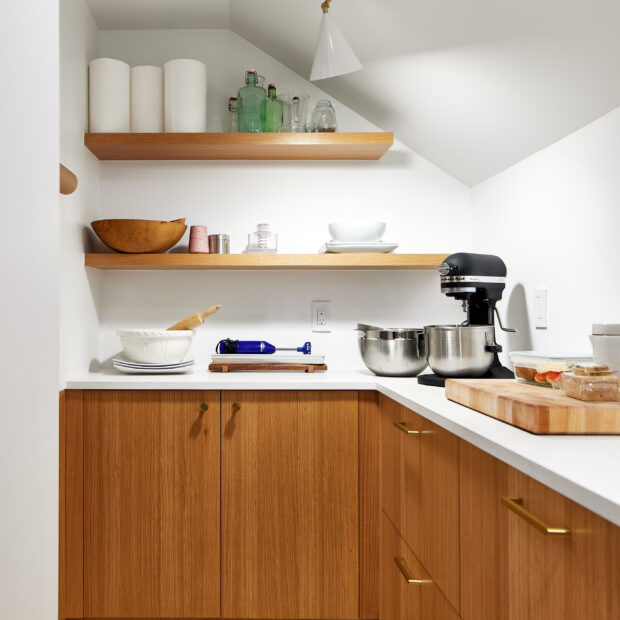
[445,379,620,434]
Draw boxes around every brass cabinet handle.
[501,497,571,536]
[200,402,208,412]
[232,402,241,413]
[393,421,422,435]
[393,556,432,584]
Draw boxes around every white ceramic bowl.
[328,221,386,243]
[590,334,620,369]
[117,329,194,364]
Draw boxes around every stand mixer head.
[438,252,512,329]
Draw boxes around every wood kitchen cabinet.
[60,390,220,619]
[379,395,460,612]
[221,390,360,619]
[460,439,620,620]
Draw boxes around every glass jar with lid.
[311,99,337,132]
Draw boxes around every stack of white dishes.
[113,357,196,374]
[322,222,398,253]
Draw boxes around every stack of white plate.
[113,358,196,374]
[323,221,398,253]
[323,241,398,253]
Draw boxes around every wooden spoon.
[167,305,221,331]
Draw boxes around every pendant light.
[310,0,362,81]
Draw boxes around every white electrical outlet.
[312,300,331,333]
[534,288,548,329]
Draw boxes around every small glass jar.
[311,99,337,132]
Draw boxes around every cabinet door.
[221,390,359,619]
[459,439,506,620]
[83,390,220,619]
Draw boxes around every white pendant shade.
[310,13,362,81]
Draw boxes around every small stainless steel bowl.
[356,325,428,377]
[425,324,496,377]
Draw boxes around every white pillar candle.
[130,65,164,133]
[89,58,130,133]
[164,59,207,132]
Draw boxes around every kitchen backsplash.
[97,271,464,370]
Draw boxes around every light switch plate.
[534,289,548,329]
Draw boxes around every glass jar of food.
[311,99,337,132]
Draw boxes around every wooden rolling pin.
[60,163,78,195]
[167,305,221,331]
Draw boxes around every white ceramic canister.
[89,58,130,132]
[590,324,620,369]
[130,65,164,132]
[164,59,207,132]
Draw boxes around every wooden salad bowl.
[91,218,187,253]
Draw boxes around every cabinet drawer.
[380,394,406,533]
[460,439,620,620]
[380,395,460,612]
[382,513,459,620]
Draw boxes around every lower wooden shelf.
[84,253,449,271]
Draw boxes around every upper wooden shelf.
[84,132,394,161]
[85,253,448,271]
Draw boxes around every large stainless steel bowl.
[356,324,428,377]
[425,324,496,377]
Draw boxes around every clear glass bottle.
[261,84,283,132]
[291,96,303,132]
[228,97,238,132]
[237,70,266,133]
[311,99,337,132]
[248,223,278,254]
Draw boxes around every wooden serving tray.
[209,363,327,373]
[445,379,620,434]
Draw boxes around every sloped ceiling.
[85,0,620,186]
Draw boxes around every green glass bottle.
[261,84,283,132]
[237,70,266,133]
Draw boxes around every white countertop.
[66,368,620,528]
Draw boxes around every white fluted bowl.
[328,221,386,242]
[117,329,194,364]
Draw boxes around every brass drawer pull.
[501,497,571,536]
[393,556,432,584]
[394,421,422,435]
[200,402,209,412]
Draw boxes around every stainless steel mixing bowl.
[425,324,496,377]
[356,324,428,377]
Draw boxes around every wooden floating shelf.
[84,132,394,161]
[85,253,449,271]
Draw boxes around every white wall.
[0,2,59,619]
[60,0,102,381]
[472,105,620,363]
[93,29,470,369]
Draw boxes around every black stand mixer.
[418,252,515,387]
